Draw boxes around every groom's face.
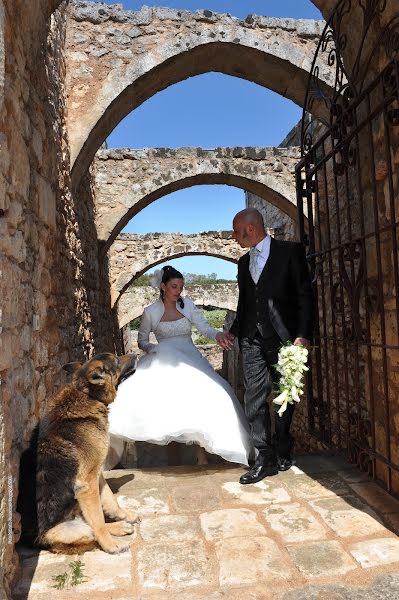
[232,218,253,248]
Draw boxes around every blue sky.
[100,0,322,278]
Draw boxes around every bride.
[108,265,254,466]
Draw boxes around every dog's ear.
[118,354,137,371]
[117,354,137,386]
[62,361,83,375]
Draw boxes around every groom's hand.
[294,337,311,349]
[215,332,235,350]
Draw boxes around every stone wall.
[245,191,297,241]
[109,231,260,306]
[93,147,300,247]
[0,4,75,591]
[119,283,239,328]
[0,1,116,593]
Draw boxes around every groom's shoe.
[278,457,293,472]
[239,463,278,484]
[240,451,278,484]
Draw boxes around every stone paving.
[13,454,399,599]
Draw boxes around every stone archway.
[66,3,332,185]
[109,230,259,306]
[94,147,301,250]
[118,283,239,328]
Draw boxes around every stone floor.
[13,454,399,599]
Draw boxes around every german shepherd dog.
[18,352,138,555]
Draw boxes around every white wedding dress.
[108,316,254,465]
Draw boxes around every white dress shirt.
[253,235,271,274]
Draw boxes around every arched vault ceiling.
[93,146,304,253]
[66,3,333,185]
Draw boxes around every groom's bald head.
[232,208,266,248]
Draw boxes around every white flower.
[272,343,309,417]
[149,269,163,290]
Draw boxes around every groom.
[228,208,314,484]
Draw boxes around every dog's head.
[62,353,137,404]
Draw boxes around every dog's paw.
[123,511,141,524]
[99,535,130,554]
[106,521,134,536]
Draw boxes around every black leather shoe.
[239,463,278,484]
[278,457,293,471]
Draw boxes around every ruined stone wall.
[65,2,327,183]
[0,4,75,590]
[93,147,300,247]
[0,1,116,593]
[119,283,239,328]
[109,231,250,306]
[245,191,297,241]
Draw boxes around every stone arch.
[118,283,239,328]
[109,231,255,307]
[66,4,332,184]
[94,147,302,251]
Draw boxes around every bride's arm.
[187,299,219,341]
[137,309,158,353]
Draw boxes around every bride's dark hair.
[160,266,184,308]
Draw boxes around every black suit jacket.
[230,238,314,343]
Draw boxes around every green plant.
[52,560,88,590]
[130,317,141,330]
[200,308,227,329]
[195,334,215,345]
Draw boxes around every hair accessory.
[149,269,164,290]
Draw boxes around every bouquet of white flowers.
[272,342,309,417]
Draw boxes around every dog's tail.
[47,541,98,554]
[38,516,98,554]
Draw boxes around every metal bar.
[366,90,392,492]
[314,165,332,441]
[353,97,376,480]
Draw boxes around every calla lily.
[273,390,288,406]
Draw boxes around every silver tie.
[249,247,261,284]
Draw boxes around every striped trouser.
[240,334,295,458]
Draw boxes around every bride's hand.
[215,332,235,350]
[146,344,158,354]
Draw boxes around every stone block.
[262,502,327,543]
[137,540,215,590]
[221,479,291,505]
[36,175,56,231]
[349,482,399,515]
[171,483,222,513]
[282,474,351,500]
[350,538,399,568]
[309,495,387,538]
[287,540,357,578]
[117,488,170,515]
[139,515,200,542]
[200,508,266,541]
[216,536,294,586]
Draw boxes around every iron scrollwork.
[301,0,399,155]
[331,241,366,341]
[348,413,373,475]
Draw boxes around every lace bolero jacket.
[138,297,219,353]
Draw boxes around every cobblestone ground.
[13,454,399,599]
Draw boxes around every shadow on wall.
[75,171,122,356]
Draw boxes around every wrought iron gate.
[296,0,399,495]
